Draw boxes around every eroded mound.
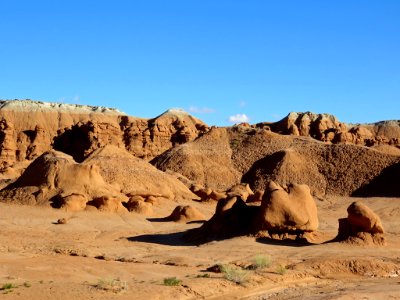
[153,127,241,190]
[186,181,318,243]
[0,150,126,210]
[83,145,195,201]
[336,201,385,245]
[257,181,319,232]
[155,124,400,197]
[165,205,206,223]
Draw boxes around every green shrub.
[221,265,248,284]
[196,273,210,278]
[251,254,272,269]
[1,283,15,290]
[95,278,128,293]
[163,277,182,286]
[276,264,287,275]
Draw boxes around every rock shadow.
[352,162,400,197]
[256,236,316,247]
[127,230,198,246]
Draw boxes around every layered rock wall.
[0,100,208,167]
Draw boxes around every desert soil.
[1,196,399,299]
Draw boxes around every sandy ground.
[0,196,400,299]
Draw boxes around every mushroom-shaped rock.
[88,196,128,213]
[59,193,88,212]
[336,201,385,245]
[257,181,319,232]
[347,201,384,234]
[165,205,206,223]
[125,196,153,215]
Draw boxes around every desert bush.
[1,283,15,290]
[94,278,127,293]
[196,273,210,278]
[163,277,182,286]
[251,254,272,269]
[276,264,287,275]
[221,264,248,284]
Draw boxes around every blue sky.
[0,1,399,125]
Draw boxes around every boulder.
[165,205,206,223]
[125,197,153,215]
[336,201,385,245]
[256,181,319,232]
[88,196,128,213]
[58,193,88,212]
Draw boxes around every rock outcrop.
[0,150,127,210]
[187,181,318,243]
[152,127,241,190]
[83,145,195,201]
[258,112,400,147]
[336,201,385,245]
[256,181,319,233]
[0,100,208,168]
[165,205,206,223]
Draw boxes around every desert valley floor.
[1,195,400,299]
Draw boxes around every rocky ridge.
[0,100,208,168]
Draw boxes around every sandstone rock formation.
[189,183,254,202]
[336,201,385,245]
[0,100,208,168]
[83,145,195,201]
[157,123,399,197]
[125,195,154,215]
[258,112,400,147]
[256,181,319,232]
[165,205,206,223]
[187,181,318,243]
[0,150,127,210]
[153,127,241,190]
[186,196,259,242]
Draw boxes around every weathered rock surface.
[153,127,241,190]
[83,145,195,201]
[0,150,126,209]
[256,181,319,232]
[165,205,206,223]
[258,112,400,147]
[187,181,319,243]
[336,201,385,245]
[0,100,208,168]
[157,124,400,197]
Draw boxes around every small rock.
[57,218,67,224]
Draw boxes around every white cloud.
[228,113,250,123]
[188,106,215,114]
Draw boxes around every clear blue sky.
[1,1,399,125]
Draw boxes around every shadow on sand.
[256,237,316,247]
[127,230,198,246]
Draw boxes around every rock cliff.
[0,100,208,169]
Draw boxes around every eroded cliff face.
[0,100,209,168]
[257,112,400,147]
